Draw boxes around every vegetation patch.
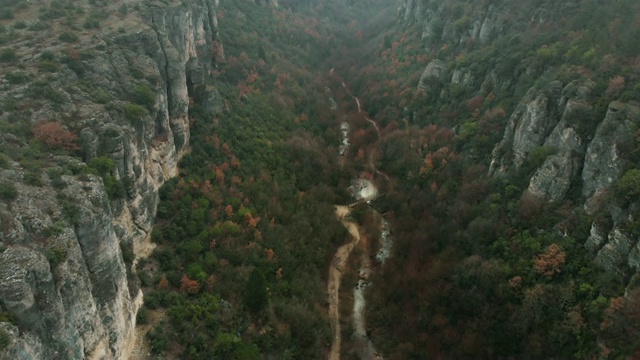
[0,183,18,201]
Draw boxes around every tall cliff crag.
[0,0,222,358]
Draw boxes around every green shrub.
[527,146,557,170]
[83,19,99,29]
[61,56,84,76]
[148,324,169,354]
[58,32,78,43]
[28,21,48,31]
[124,104,148,122]
[0,311,13,323]
[39,8,66,21]
[51,178,67,190]
[43,223,65,237]
[0,183,18,201]
[136,307,149,325]
[0,48,18,62]
[143,291,162,309]
[48,169,67,189]
[104,175,125,199]
[45,245,67,267]
[79,50,94,60]
[617,169,640,201]
[138,270,151,287]
[26,82,66,104]
[24,171,43,186]
[89,9,109,19]
[118,3,128,14]
[87,156,115,176]
[37,60,61,73]
[40,50,55,61]
[90,88,111,104]
[0,8,14,20]
[129,67,144,79]
[0,328,10,351]
[120,241,134,264]
[4,71,29,84]
[13,21,26,29]
[59,196,79,221]
[131,85,155,110]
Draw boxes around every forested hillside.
[331,0,640,358]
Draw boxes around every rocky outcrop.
[0,0,222,359]
[489,81,565,176]
[253,0,279,7]
[398,0,427,23]
[417,59,446,92]
[525,86,594,201]
[485,76,640,278]
[582,102,640,200]
[594,225,638,278]
[398,0,574,44]
[0,173,134,360]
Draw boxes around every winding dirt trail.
[339,81,381,139]
[329,206,362,360]
[331,70,393,186]
[328,70,388,360]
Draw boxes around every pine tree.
[245,269,268,313]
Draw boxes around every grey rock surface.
[0,0,222,358]
[582,102,640,199]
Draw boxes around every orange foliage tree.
[533,243,566,278]
[33,121,79,151]
[179,275,200,294]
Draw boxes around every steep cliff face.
[398,0,576,43]
[0,1,222,358]
[582,102,640,200]
[490,94,640,277]
[396,0,640,280]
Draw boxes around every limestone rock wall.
[489,88,640,278]
[0,0,222,359]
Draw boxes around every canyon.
[0,0,639,358]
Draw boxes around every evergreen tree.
[244,269,268,313]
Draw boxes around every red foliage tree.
[158,276,169,289]
[225,204,233,218]
[230,155,241,169]
[179,275,200,294]
[466,95,484,112]
[205,275,217,292]
[33,122,79,151]
[533,243,566,278]
[606,75,625,97]
[266,248,275,261]
[246,213,260,229]
[221,143,231,156]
